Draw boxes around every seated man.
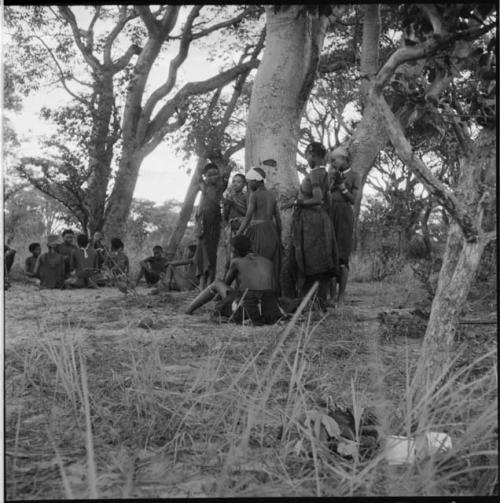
[25,242,41,278]
[185,235,283,326]
[136,245,169,286]
[56,229,78,278]
[104,238,130,278]
[67,233,103,288]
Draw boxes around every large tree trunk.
[245,5,329,296]
[86,72,116,235]
[166,155,206,259]
[102,149,144,238]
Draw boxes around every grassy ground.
[4,271,497,498]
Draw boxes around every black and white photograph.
[2,3,497,499]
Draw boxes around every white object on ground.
[383,435,416,465]
[416,431,453,458]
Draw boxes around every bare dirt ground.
[4,276,497,498]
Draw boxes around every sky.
[4,6,249,205]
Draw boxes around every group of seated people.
[16,228,194,292]
[22,230,130,289]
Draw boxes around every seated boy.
[185,235,283,325]
[104,238,130,282]
[25,242,41,277]
[136,245,169,286]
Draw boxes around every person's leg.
[186,279,231,314]
[135,265,145,286]
[317,277,331,312]
[337,265,349,303]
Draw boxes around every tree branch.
[372,91,478,242]
[112,44,142,71]
[136,5,159,36]
[146,59,259,144]
[191,6,257,40]
[141,6,202,127]
[29,32,90,107]
[58,6,101,70]
[104,6,139,65]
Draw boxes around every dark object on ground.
[378,308,429,339]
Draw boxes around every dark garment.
[245,220,281,293]
[194,209,221,278]
[4,245,16,273]
[329,169,359,269]
[291,167,339,294]
[70,247,100,287]
[56,243,77,277]
[330,201,354,268]
[25,256,38,276]
[214,288,283,325]
[38,252,65,289]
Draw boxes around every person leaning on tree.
[193,162,229,289]
[326,146,360,305]
[291,141,339,311]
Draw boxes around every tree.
[364,4,496,390]
[245,5,338,295]
[165,26,265,262]
[6,5,262,236]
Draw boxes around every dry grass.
[4,273,497,498]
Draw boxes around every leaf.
[337,439,359,458]
[321,415,341,439]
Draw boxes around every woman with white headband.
[327,146,360,304]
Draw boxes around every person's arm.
[33,256,41,277]
[224,260,238,286]
[339,172,359,205]
[236,191,256,235]
[274,198,282,240]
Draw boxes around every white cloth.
[246,168,264,181]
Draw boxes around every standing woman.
[291,142,339,310]
[327,146,360,304]
[193,162,229,289]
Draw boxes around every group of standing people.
[187,141,359,323]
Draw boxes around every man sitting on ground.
[104,237,130,279]
[185,235,283,325]
[67,233,103,288]
[25,242,41,278]
[136,245,169,286]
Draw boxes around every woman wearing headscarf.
[327,146,360,304]
[291,142,339,310]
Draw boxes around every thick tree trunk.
[245,5,329,296]
[102,149,143,238]
[86,72,116,235]
[166,156,206,259]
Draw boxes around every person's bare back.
[230,253,274,291]
[250,189,277,221]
